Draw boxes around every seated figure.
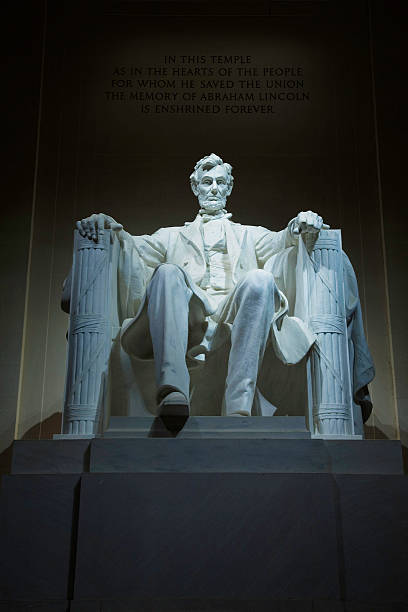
[68,153,374,434]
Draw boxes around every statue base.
[104,415,311,438]
[54,416,364,440]
[1,437,406,611]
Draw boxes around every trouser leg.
[223,269,279,416]
[146,264,192,401]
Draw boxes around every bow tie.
[199,209,232,223]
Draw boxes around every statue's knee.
[154,263,185,283]
[243,269,276,295]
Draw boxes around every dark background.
[1,0,407,470]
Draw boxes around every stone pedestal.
[1,435,406,611]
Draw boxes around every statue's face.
[194,165,232,212]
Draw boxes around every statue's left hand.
[292,210,330,235]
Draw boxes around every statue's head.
[190,153,234,214]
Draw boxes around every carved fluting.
[63,231,112,434]
[304,231,354,436]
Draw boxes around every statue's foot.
[228,411,250,417]
[158,391,190,417]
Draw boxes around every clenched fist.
[291,210,330,235]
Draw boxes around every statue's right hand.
[76,213,123,241]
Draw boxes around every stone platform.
[0,425,407,611]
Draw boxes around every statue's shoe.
[157,391,190,417]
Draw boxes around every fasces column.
[297,230,354,436]
[62,230,112,435]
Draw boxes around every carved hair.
[189,153,234,190]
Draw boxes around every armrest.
[62,230,115,435]
[295,229,356,437]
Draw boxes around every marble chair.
[61,228,364,439]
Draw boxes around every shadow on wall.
[0,412,62,475]
[21,412,63,441]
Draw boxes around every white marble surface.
[64,154,374,436]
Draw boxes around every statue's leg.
[146,263,192,407]
[223,269,279,416]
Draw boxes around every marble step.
[10,438,404,475]
[103,415,311,438]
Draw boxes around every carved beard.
[199,198,226,213]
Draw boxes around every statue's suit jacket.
[117,214,316,366]
[138,214,293,294]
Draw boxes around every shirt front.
[199,217,234,312]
